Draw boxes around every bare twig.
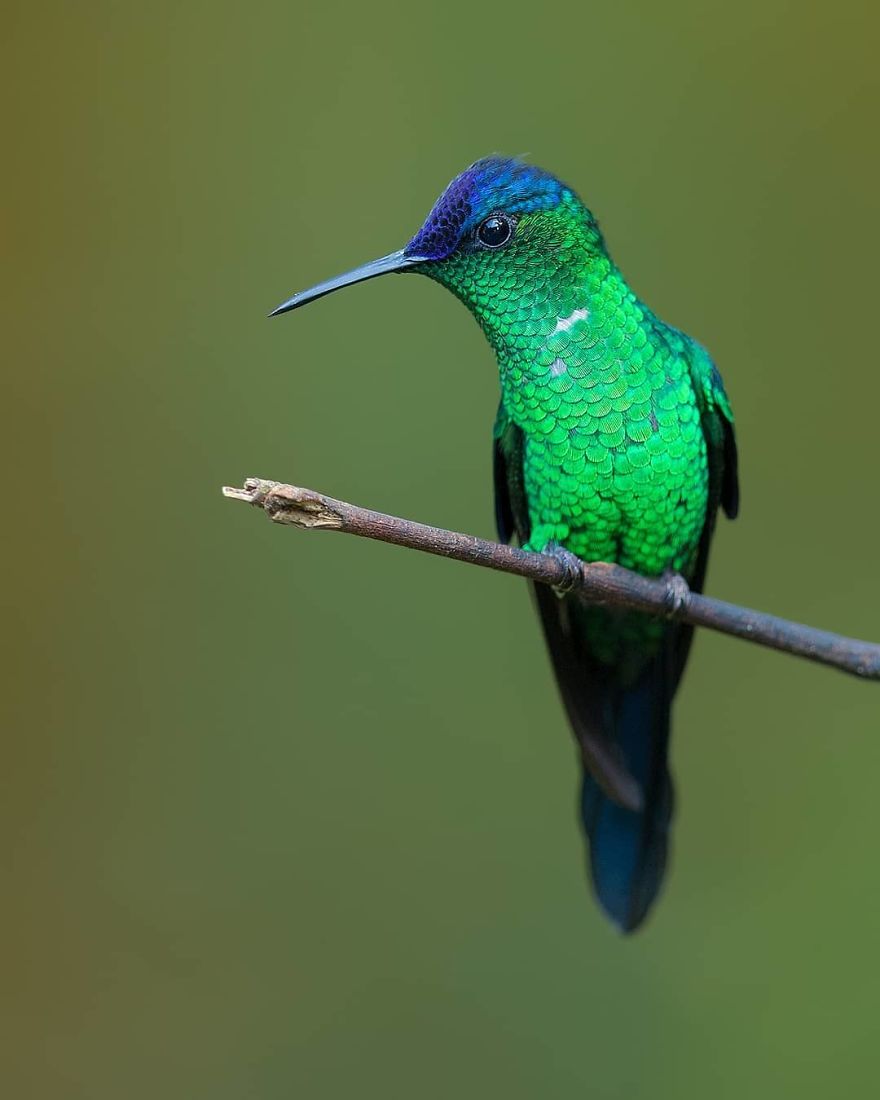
[223,476,880,682]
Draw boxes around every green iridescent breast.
[496,276,709,580]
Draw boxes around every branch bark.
[222,476,880,682]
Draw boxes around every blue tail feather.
[581,655,674,933]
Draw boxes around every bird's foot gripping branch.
[223,476,880,682]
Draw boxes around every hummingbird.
[271,158,739,932]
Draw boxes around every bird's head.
[271,158,609,347]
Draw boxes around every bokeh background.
[4,2,880,1096]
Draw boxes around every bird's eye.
[476,214,513,248]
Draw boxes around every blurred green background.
[4,2,880,1096]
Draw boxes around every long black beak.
[269,248,426,317]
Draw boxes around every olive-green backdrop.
[4,2,879,1097]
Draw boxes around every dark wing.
[672,349,739,689]
[493,410,529,545]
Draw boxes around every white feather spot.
[553,307,589,334]
[550,357,567,377]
